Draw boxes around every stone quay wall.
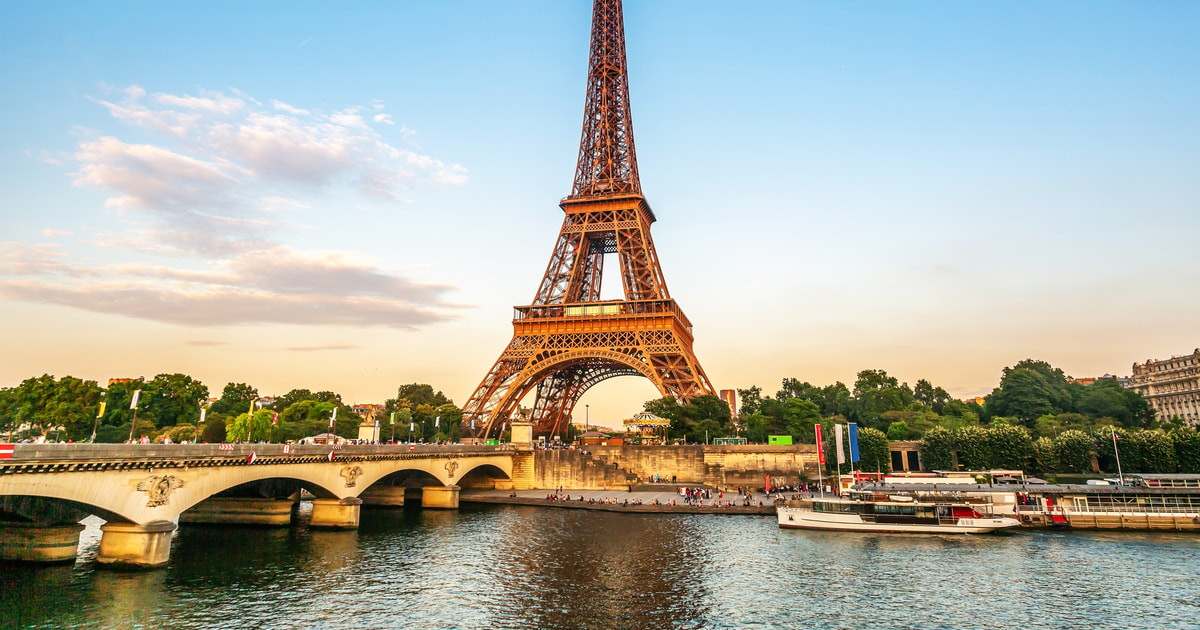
[535,445,819,490]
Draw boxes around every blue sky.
[1,2,1197,426]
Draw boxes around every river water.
[2,503,1198,629]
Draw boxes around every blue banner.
[848,423,861,463]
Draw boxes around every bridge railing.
[1,443,512,462]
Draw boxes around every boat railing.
[1064,505,1200,516]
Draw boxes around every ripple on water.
[2,507,1198,629]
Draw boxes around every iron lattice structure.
[461,0,714,439]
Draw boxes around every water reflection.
[2,506,1199,629]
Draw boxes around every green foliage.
[913,379,952,414]
[782,398,821,441]
[857,427,891,473]
[644,395,732,443]
[1094,425,1125,472]
[985,423,1034,470]
[853,369,914,430]
[918,426,956,471]
[1031,437,1057,474]
[0,374,105,441]
[985,365,1065,425]
[886,421,910,441]
[143,373,208,428]
[200,416,226,443]
[211,382,258,417]
[1123,429,1177,473]
[226,409,275,442]
[1053,430,1094,473]
[1170,427,1200,474]
[954,425,991,470]
[164,423,197,443]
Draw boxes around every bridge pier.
[359,485,406,508]
[180,497,296,527]
[421,485,460,509]
[310,498,361,529]
[97,520,176,569]
[0,522,86,563]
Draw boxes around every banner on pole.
[835,424,846,466]
[130,389,141,409]
[814,424,825,465]
[848,423,861,463]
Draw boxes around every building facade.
[1127,348,1200,426]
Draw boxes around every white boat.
[777,494,1021,534]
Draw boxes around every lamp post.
[585,404,589,433]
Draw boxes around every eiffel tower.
[461,0,714,440]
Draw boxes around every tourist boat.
[777,493,1021,534]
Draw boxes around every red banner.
[0,444,13,459]
[814,425,825,465]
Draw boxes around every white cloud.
[72,136,242,212]
[0,242,460,328]
[41,229,71,237]
[373,113,395,125]
[271,100,310,116]
[153,90,244,115]
[0,85,471,329]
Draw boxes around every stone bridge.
[0,443,520,568]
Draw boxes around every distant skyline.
[1,2,1197,424]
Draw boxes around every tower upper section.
[568,0,642,199]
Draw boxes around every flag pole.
[127,389,141,443]
[1112,428,1124,485]
[814,423,826,498]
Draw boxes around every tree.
[985,359,1074,426]
[143,373,208,428]
[200,416,226,443]
[0,374,104,441]
[212,382,258,416]
[913,379,952,415]
[165,423,197,443]
[886,421,910,441]
[954,426,991,470]
[918,426,956,471]
[1170,427,1200,474]
[857,427,891,473]
[1053,430,1094,473]
[782,398,822,442]
[226,409,275,443]
[985,424,1034,471]
[1031,437,1057,474]
[853,369,913,430]
[820,382,856,419]
[735,386,764,417]
[271,389,314,411]
[1123,430,1177,473]
[393,383,451,408]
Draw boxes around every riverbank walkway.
[460,488,777,515]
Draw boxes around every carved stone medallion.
[136,475,185,508]
[444,460,459,479]
[340,465,363,488]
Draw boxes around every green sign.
[768,435,793,445]
[485,439,500,446]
